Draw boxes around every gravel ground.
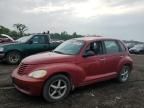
[0,55,144,108]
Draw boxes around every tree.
[72,32,77,37]
[61,31,69,36]
[10,31,19,39]
[0,25,19,39]
[13,23,28,36]
[0,26,10,34]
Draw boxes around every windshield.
[16,35,32,43]
[54,39,84,55]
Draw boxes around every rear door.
[80,41,106,81]
[102,40,124,74]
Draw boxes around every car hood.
[0,42,19,47]
[22,52,76,65]
[0,34,14,41]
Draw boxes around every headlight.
[0,47,4,52]
[28,70,47,78]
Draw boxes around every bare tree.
[13,23,28,36]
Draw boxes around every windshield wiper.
[53,50,64,54]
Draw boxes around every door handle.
[100,58,105,61]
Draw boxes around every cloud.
[0,0,144,41]
[24,0,144,18]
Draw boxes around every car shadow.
[14,79,122,104]
[0,60,17,66]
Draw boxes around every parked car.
[0,34,14,43]
[11,37,133,102]
[0,33,62,64]
[124,42,137,50]
[129,44,144,54]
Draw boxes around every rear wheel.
[6,51,22,64]
[117,65,131,83]
[43,75,71,102]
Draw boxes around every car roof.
[74,36,119,42]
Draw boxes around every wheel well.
[47,72,71,81]
[43,72,73,89]
[124,63,132,71]
[5,50,22,57]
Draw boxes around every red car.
[11,37,133,102]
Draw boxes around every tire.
[117,65,131,83]
[6,51,22,64]
[43,75,71,102]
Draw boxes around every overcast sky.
[0,0,144,41]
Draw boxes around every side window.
[32,36,39,44]
[104,40,120,54]
[31,35,46,44]
[85,41,103,55]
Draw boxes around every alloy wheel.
[48,79,67,100]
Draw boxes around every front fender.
[4,44,24,54]
[39,63,86,87]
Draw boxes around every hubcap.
[120,67,129,82]
[9,54,20,63]
[49,79,67,99]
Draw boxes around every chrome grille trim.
[18,63,29,75]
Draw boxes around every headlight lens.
[0,47,4,52]
[28,70,47,78]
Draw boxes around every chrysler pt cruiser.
[11,37,133,102]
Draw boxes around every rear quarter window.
[118,41,127,52]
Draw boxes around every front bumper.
[0,52,5,59]
[11,69,45,96]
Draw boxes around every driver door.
[79,41,106,82]
[24,35,49,55]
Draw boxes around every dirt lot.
[0,55,144,108]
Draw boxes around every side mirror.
[83,50,95,57]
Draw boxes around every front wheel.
[117,65,131,83]
[6,51,22,64]
[43,75,71,102]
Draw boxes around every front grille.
[18,63,29,75]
